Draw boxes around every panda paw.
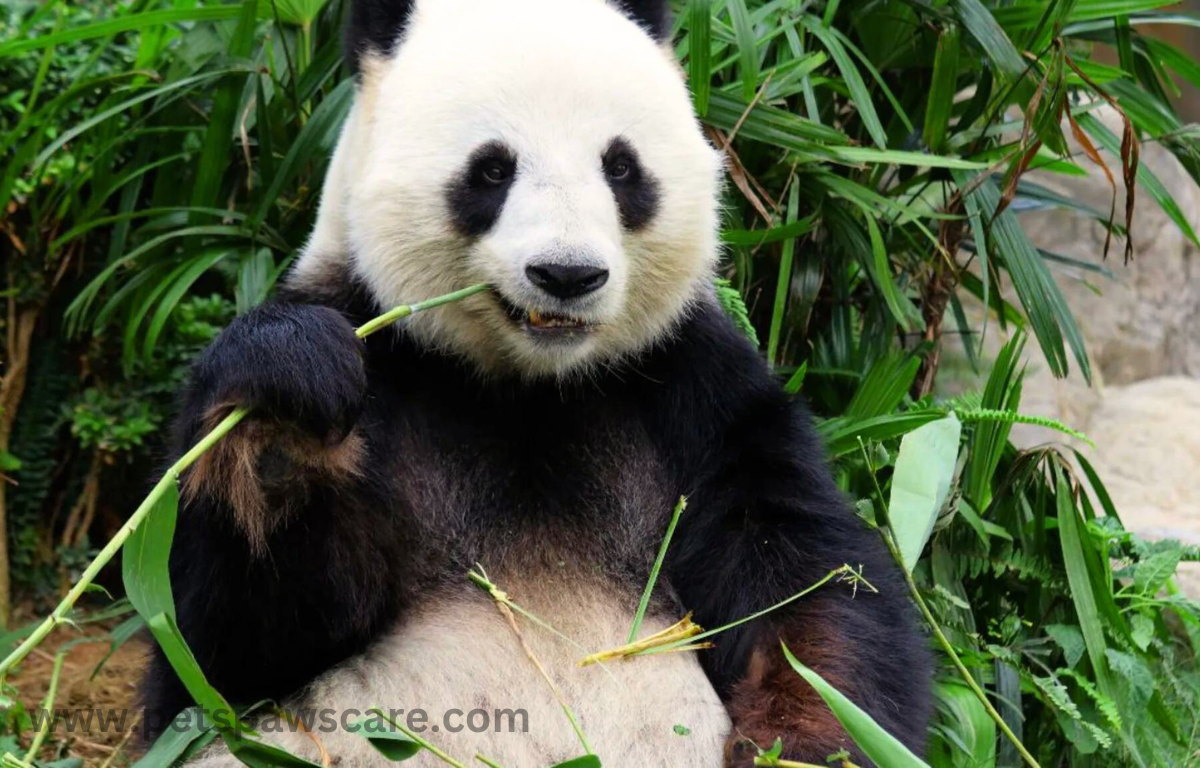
[191,302,367,444]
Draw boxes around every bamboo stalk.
[23,650,65,763]
[468,569,593,755]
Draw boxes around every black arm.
[652,305,932,765]
[139,301,403,737]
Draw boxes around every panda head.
[297,0,724,377]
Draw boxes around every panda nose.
[525,263,609,299]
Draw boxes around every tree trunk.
[911,212,967,399]
[0,293,40,628]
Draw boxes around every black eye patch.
[446,141,518,237]
[602,137,659,231]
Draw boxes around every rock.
[938,105,1200,594]
[1079,377,1200,594]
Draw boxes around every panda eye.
[480,160,513,186]
[606,159,632,181]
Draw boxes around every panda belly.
[189,576,730,767]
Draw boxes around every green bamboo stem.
[354,283,490,338]
[23,651,65,762]
[468,570,593,755]
[627,495,686,643]
[0,283,491,681]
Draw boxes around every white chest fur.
[188,577,730,767]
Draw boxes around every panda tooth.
[528,309,543,325]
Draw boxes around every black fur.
[344,0,672,76]
[344,0,416,76]
[613,0,673,41]
[602,136,659,231]
[446,141,518,237]
[184,303,367,442]
[141,265,932,763]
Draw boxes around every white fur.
[187,578,730,767]
[294,0,724,377]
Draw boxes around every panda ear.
[612,0,672,42]
[344,0,418,77]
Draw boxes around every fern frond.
[956,408,1093,446]
[1059,667,1123,732]
[714,277,759,346]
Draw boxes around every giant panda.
[139,0,933,765]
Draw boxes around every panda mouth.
[494,293,596,336]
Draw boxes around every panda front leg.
[139,302,403,744]
[668,405,933,767]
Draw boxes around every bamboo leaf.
[355,729,422,762]
[955,173,1091,382]
[1077,111,1199,247]
[924,25,961,152]
[783,645,932,767]
[122,484,180,623]
[551,757,602,768]
[952,0,1026,82]
[767,182,801,364]
[33,71,235,169]
[131,708,219,768]
[801,17,888,148]
[252,78,354,225]
[888,414,962,572]
[727,0,760,102]
[1055,470,1116,700]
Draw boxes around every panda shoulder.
[277,258,381,326]
[640,292,794,432]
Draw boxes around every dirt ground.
[8,610,149,768]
